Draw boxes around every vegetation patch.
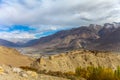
[20,66,120,80]
[75,66,120,80]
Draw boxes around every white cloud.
[0,0,120,26]
[0,0,120,42]
[0,31,36,39]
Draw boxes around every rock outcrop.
[31,50,120,73]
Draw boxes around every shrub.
[20,66,120,80]
[20,66,38,72]
[0,66,4,74]
[75,66,120,80]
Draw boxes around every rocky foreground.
[0,46,71,80]
[1,46,120,80]
[0,65,70,80]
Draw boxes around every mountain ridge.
[24,22,120,53]
[1,22,120,53]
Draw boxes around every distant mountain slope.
[93,27,120,51]
[25,22,120,52]
[2,22,120,52]
[27,26,100,51]
[0,39,19,47]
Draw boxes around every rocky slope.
[22,22,120,53]
[0,46,33,67]
[0,46,72,80]
[28,26,99,49]
[31,49,120,73]
[93,27,120,51]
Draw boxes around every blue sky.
[8,25,36,32]
[0,0,120,42]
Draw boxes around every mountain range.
[1,22,120,53]
[25,22,120,52]
[0,39,19,47]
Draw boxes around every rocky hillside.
[0,46,72,80]
[22,22,120,53]
[93,27,120,51]
[31,49,120,73]
[0,46,33,67]
[28,26,100,49]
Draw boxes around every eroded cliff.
[31,50,120,72]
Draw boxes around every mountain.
[23,22,120,53]
[0,39,19,47]
[2,22,119,53]
[25,25,100,52]
[93,27,120,51]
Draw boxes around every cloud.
[0,31,35,39]
[0,0,120,41]
[0,25,60,42]
[0,0,120,26]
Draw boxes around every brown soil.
[0,46,33,67]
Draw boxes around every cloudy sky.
[0,0,120,42]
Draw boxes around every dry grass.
[0,46,33,67]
